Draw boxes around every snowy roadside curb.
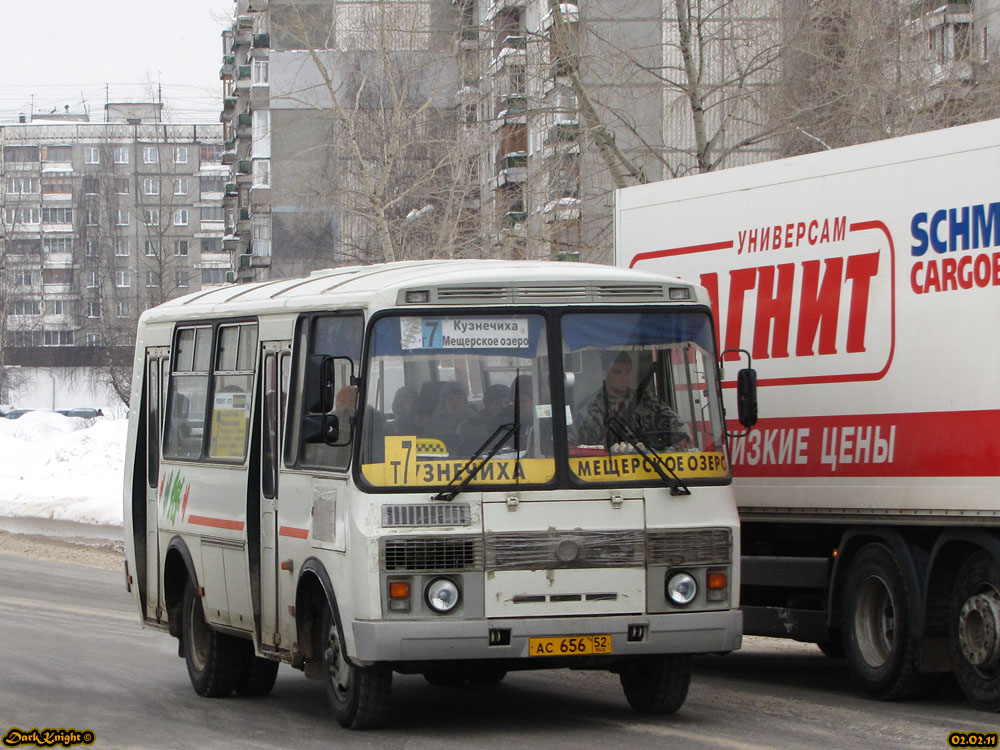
[0,516,124,547]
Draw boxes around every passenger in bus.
[458,383,512,445]
[388,386,422,436]
[427,382,474,452]
[575,351,691,451]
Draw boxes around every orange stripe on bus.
[279,526,310,539]
[187,515,246,531]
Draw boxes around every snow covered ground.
[0,411,126,541]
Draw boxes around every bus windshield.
[562,310,728,485]
[359,313,555,489]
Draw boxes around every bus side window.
[164,327,212,459]
[262,353,278,499]
[297,313,363,470]
[207,323,258,461]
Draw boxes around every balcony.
[542,196,582,223]
[253,33,270,48]
[541,3,579,31]
[221,150,237,165]
[548,119,581,144]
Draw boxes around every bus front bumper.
[351,609,741,663]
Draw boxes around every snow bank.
[0,412,127,527]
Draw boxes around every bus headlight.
[425,578,460,613]
[666,572,698,606]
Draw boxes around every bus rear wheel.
[182,580,242,698]
[321,604,391,729]
[619,654,691,714]
[949,552,1000,712]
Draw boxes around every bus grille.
[382,503,471,528]
[646,528,732,566]
[381,536,483,572]
[485,530,645,570]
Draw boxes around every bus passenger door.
[144,348,169,621]
[256,343,289,649]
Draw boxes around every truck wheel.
[321,604,391,729]
[235,640,280,697]
[619,654,691,714]
[948,552,1000,711]
[841,544,927,700]
[182,580,242,697]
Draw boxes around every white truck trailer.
[615,119,1000,711]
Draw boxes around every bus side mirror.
[722,348,758,437]
[736,367,758,428]
[306,355,336,413]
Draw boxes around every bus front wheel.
[182,580,241,697]
[618,654,691,714]
[321,604,391,729]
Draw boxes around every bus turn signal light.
[389,580,411,612]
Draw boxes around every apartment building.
[220,0,998,279]
[0,104,227,410]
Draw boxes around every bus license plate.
[528,634,612,657]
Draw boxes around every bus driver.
[575,350,691,452]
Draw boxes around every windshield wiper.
[606,416,691,496]
[433,421,518,502]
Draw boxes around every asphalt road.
[0,552,995,750]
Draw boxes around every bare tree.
[265,0,485,265]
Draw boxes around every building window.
[174,177,189,196]
[174,239,189,256]
[85,239,100,257]
[173,209,189,226]
[200,176,225,194]
[143,146,159,164]
[201,206,224,222]
[82,177,100,194]
[41,206,73,223]
[85,333,102,346]
[115,239,130,256]
[201,268,229,285]
[176,270,189,288]
[41,175,73,194]
[200,143,223,164]
[117,301,131,318]
[12,270,37,286]
[144,240,160,256]
[253,159,270,187]
[87,300,101,318]
[253,110,271,156]
[173,146,189,164]
[3,207,41,225]
[12,299,42,316]
[115,178,130,194]
[201,238,222,254]
[84,147,100,165]
[113,146,130,164]
[86,206,100,226]
[49,299,67,315]
[6,176,38,194]
[3,146,39,163]
[43,268,73,285]
[85,270,99,287]
[143,178,160,196]
[43,236,73,254]
[117,209,130,226]
[146,271,161,287]
[116,270,131,288]
[252,218,272,256]
[253,60,269,85]
[10,239,41,254]
[9,331,42,347]
[143,208,160,226]
[40,145,72,161]
[43,330,74,347]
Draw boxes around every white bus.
[123,260,750,729]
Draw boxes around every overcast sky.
[0,0,234,124]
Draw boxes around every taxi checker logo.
[3,728,95,748]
